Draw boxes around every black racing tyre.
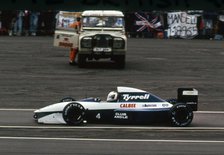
[78,54,86,68]
[62,102,85,125]
[60,97,76,102]
[170,103,193,127]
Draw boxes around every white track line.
[0,136,223,143]
[195,111,224,114]
[0,108,36,111]
[0,125,224,130]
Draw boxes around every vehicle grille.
[93,35,113,47]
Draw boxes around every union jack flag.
[134,12,163,32]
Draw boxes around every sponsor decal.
[114,112,128,119]
[162,104,169,107]
[59,42,73,47]
[120,104,136,108]
[122,94,150,101]
[142,104,157,107]
[183,90,198,95]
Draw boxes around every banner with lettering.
[167,12,198,39]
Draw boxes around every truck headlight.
[81,37,92,48]
[113,38,125,49]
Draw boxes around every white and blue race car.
[34,87,198,127]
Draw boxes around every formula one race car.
[34,87,198,127]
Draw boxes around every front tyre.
[62,103,85,125]
[170,103,193,127]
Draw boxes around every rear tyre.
[170,103,193,127]
[62,103,85,125]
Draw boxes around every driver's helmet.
[106,91,118,102]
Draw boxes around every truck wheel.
[62,103,85,125]
[170,103,193,127]
[115,55,125,69]
[78,54,86,68]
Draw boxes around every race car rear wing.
[177,88,198,111]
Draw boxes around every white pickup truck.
[54,10,127,68]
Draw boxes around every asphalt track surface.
[0,37,224,154]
